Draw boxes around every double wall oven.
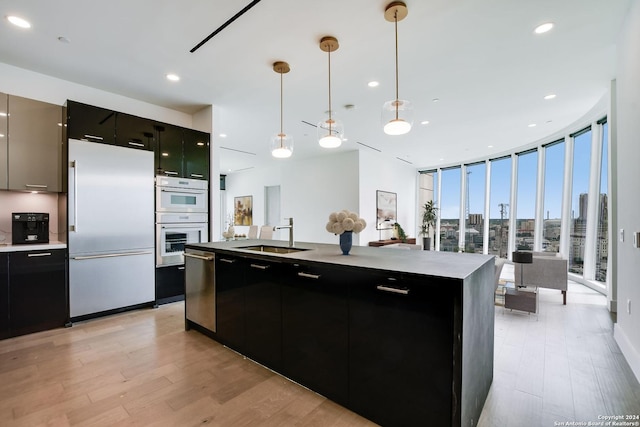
[155,176,209,303]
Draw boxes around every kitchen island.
[184,240,495,427]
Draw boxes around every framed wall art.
[234,195,253,226]
[376,190,397,229]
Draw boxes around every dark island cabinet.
[115,113,155,151]
[183,129,210,180]
[349,273,458,427]
[67,101,116,144]
[0,253,8,340]
[8,249,67,337]
[281,262,350,406]
[244,259,282,371]
[214,254,246,351]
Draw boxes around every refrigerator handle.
[70,160,78,232]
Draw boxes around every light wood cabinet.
[0,93,7,189]
[7,95,63,192]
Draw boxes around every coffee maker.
[12,213,50,244]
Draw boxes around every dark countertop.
[186,239,493,280]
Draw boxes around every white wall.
[224,151,370,245]
[613,0,640,382]
[358,150,418,245]
[224,149,418,248]
[0,62,192,127]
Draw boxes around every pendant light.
[382,1,413,136]
[317,36,343,149]
[270,61,293,158]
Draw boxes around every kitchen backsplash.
[0,190,62,244]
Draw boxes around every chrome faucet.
[274,217,294,247]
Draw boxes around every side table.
[504,283,538,314]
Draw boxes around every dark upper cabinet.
[0,253,8,340]
[155,124,184,177]
[7,95,63,192]
[348,272,457,427]
[8,249,67,337]
[281,262,350,406]
[115,113,155,151]
[67,100,116,144]
[183,129,210,180]
[0,93,7,189]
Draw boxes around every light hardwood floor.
[0,281,639,426]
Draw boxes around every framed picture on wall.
[376,190,397,229]
[234,195,253,225]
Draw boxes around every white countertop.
[0,241,67,253]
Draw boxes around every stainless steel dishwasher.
[184,248,216,332]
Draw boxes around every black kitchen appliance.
[12,213,50,244]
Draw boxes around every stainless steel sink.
[240,245,309,254]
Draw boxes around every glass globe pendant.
[317,36,343,148]
[382,2,413,136]
[271,61,293,158]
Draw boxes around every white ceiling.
[0,0,631,173]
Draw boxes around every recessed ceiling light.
[420,120,430,125]
[368,81,379,88]
[6,15,31,29]
[544,94,556,100]
[488,145,494,148]
[219,133,227,138]
[166,73,180,82]
[432,98,440,103]
[528,123,537,128]
[534,22,554,34]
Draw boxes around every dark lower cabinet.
[244,259,282,371]
[215,254,245,350]
[0,253,8,340]
[349,273,457,427]
[8,249,67,337]
[155,265,185,304]
[282,263,349,406]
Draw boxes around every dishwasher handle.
[184,252,215,262]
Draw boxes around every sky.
[435,126,607,222]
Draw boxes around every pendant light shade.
[382,1,413,136]
[271,61,293,158]
[317,36,343,149]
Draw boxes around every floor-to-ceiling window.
[464,162,486,253]
[516,149,538,250]
[488,157,511,258]
[595,120,608,282]
[542,140,565,252]
[569,127,592,276]
[439,167,461,252]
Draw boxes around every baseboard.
[614,324,640,383]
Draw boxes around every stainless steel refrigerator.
[68,139,155,318]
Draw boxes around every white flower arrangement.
[326,210,367,235]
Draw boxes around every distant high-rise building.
[579,193,588,220]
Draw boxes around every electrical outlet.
[620,229,625,242]
[628,299,632,315]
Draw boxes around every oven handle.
[160,224,207,229]
[159,188,206,195]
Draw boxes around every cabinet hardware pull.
[376,285,410,295]
[83,134,103,140]
[70,159,78,232]
[298,272,321,280]
[25,184,48,188]
[28,252,52,257]
[128,141,144,147]
[165,171,179,175]
[190,174,203,178]
[250,264,269,270]
[184,253,214,261]
[178,266,186,270]
[219,258,236,264]
[72,251,152,260]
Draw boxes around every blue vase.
[339,231,353,255]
